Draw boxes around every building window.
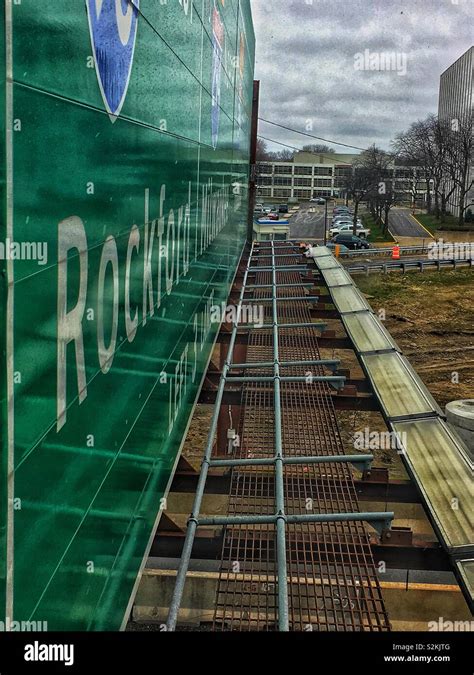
[274,164,293,175]
[273,176,292,186]
[313,189,332,197]
[294,189,312,199]
[395,169,413,179]
[335,166,351,177]
[257,163,272,174]
[258,187,272,197]
[294,177,312,187]
[314,166,333,176]
[294,165,313,175]
[257,176,273,186]
[273,188,291,197]
[314,178,332,187]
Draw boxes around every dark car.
[330,233,370,250]
[278,204,288,213]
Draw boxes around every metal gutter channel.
[330,285,371,315]
[341,312,400,355]
[360,352,443,419]
[392,418,473,553]
[312,249,474,610]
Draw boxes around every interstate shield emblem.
[86,0,140,121]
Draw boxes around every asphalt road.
[388,208,429,238]
[289,202,326,240]
[289,204,432,242]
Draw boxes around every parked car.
[331,219,364,228]
[326,242,350,253]
[332,214,358,222]
[267,212,280,221]
[331,219,362,229]
[330,233,370,250]
[333,208,352,213]
[329,222,371,238]
[278,204,288,213]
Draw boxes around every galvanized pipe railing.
[229,359,340,370]
[226,376,346,388]
[248,265,310,272]
[165,242,257,631]
[209,454,374,471]
[197,512,395,538]
[166,242,393,631]
[246,295,319,303]
[245,283,314,289]
[241,322,327,330]
[270,241,289,631]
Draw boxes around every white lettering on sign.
[125,224,140,342]
[57,216,88,432]
[97,235,119,374]
[56,180,230,432]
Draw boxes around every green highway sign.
[0,0,254,630]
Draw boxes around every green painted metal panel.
[1,0,254,630]
[0,0,6,626]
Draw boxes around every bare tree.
[392,114,470,223]
[256,139,295,162]
[345,145,394,234]
[273,149,294,161]
[392,116,437,214]
[256,138,269,161]
[301,144,335,154]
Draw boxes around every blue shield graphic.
[86,0,140,120]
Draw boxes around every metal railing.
[166,242,394,631]
[347,258,474,275]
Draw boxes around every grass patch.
[415,213,474,233]
[356,268,473,303]
[360,211,395,243]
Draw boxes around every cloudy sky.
[251,0,473,154]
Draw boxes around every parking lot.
[255,201,436,247]
[289,202,326,240]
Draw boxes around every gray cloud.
[252,0,473,152]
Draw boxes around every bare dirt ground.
[355,269,474,408]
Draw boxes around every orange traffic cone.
[392,245,400,260]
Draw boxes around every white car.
[329,222,371,238]
[331,218,364,232]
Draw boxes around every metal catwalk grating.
[212,244,390,631]
[166,242,391,632]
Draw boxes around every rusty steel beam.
[169,472,421,504]
[151,530,451,572]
